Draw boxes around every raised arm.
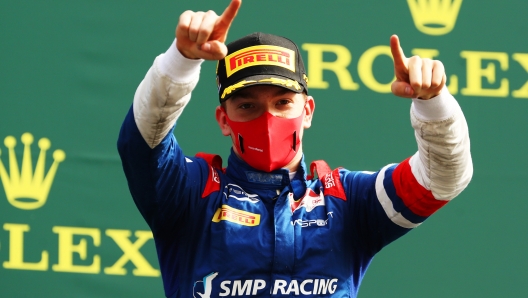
[117,1,242,228]
[344,36,473,252]
[134,0,242,148]
[389,34,472,202]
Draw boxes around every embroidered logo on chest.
[289,188,325,213]
[223,183,260,203]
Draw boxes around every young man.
[118,0,472,297]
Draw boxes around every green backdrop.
[1,0,527,297]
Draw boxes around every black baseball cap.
[216,32,309,102]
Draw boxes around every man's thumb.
[391,81,414,98]
[201,40,228,60]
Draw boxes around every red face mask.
[225,109,304,172]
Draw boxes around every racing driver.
[117,0,473,297]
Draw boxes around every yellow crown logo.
[0,133,66,210]
[407,0,463,36]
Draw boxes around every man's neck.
[281,147,303,173]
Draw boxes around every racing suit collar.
[225,148,308,190]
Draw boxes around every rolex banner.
[0,1,526,297]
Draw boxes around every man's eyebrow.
[231,89,257,101]
[231,87,295,101]
[271,88,294,97]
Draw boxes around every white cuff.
[411,86,457,121]
[157,39,204,83]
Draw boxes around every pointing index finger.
[390,34,407,68]
[216,0,242,33]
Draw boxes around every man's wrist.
[411,86,457,121]
[158,39,204,83]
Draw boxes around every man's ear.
[215,106,232,136]
[303,96,315,129]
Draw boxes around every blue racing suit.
[117,40,472,297]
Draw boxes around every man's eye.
[239,103,253,110]
[277,99,291,106]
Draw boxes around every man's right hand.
[176,0,241,60]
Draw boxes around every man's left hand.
[390,35,446,100]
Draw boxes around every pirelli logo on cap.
[212,205,261,226]
[225,45,296,77]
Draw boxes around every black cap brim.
[220,74,305,101]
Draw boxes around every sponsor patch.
[245,171,283,185]
[202,165,221,198]
[224,45,296,77]
[219,277,339,296]
[224,183,260,203]
[212,205,261,226]
[291,212,334,228]
[290,189,325,212]
[193,272,218,298]
[193,272,341,296]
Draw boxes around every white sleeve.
[408,87,473,201]
[132,39,204,148]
